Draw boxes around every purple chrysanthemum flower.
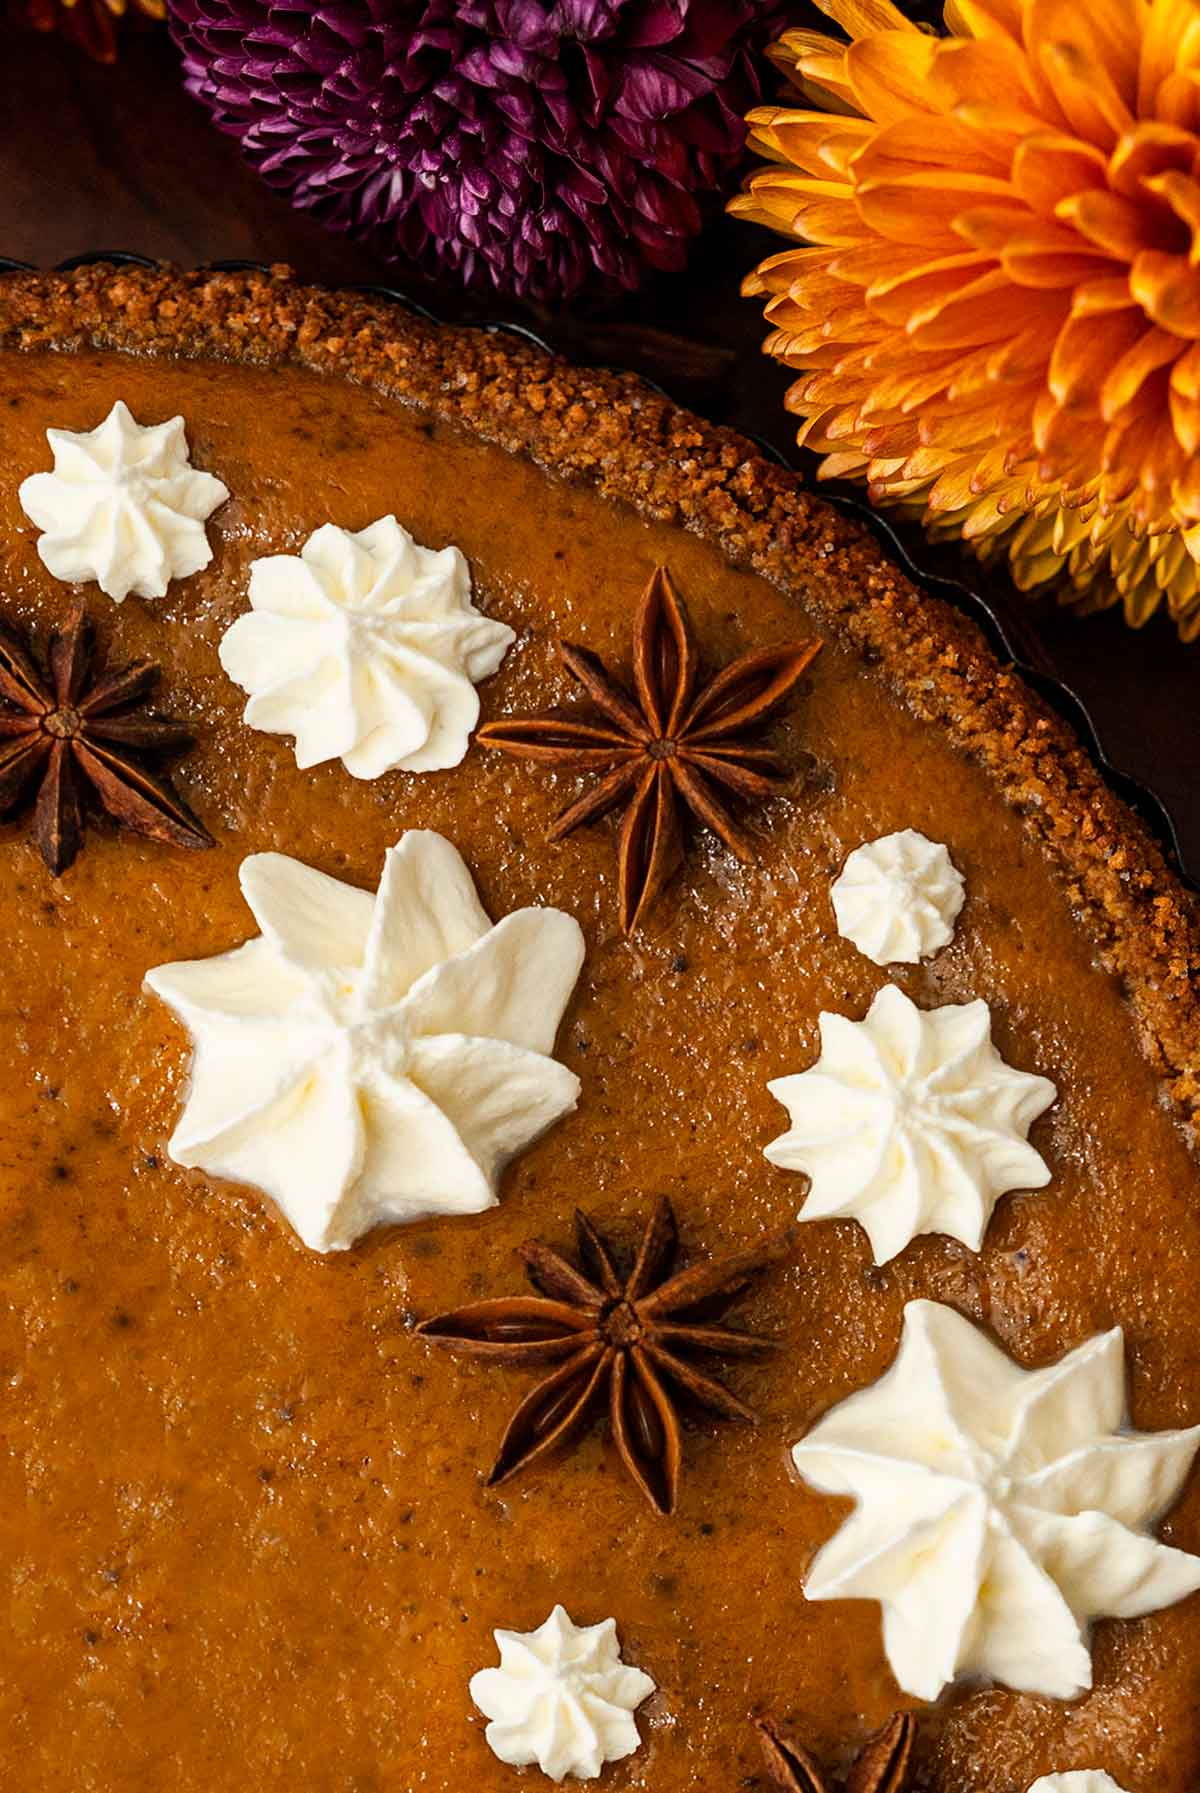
[168,0,782,302]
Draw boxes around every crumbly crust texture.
[2,259,1198,1129]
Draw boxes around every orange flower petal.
[1100,325,1181,421]
[1130,250,1200,337]
[1171,341,1200,399]
[771,32,860,115]
[865,251,996,324]
[736,173,863,245]
[1045,505,1095,557]
[1012,543,1068,586]
[986,324,1058,382]
[1037,39,1135,151]
[1012,132,1108,214]
[748,110,874,178]
[954,99,1060,139]
[909,273,1065,352]
[948,340,1033,394]
[972,440,1033,493]
[1097,376,1176,469]
[737,245,831,295]
[1001,222,1123,288]
[867,464,931,500]
[928,455,996,510]
[929,36,1050,116]
[858,172,1021,246]
[1143,169,1200,259]
[1137,0,1200,117]
[953,205,1039,252]
[1056,186,1174,257]
[861,418,922,456]
[918,403,1006,452]
[779,311,878,356]
[853,114,1013,183]
[1034,386,1079,457]
[759,297,834,340]
[1169,383,1200,457]
[946,0,1025,44]
[766,329,850,370]
[1069,273,1139,315]
[790,403,847,446]
[922,382,1036,433]
[960,490,1024,536]
[1107,120,1196,199]
[1049,307,1146,407]
[1173,460,1200,518]
[828,241,934,286]
[1027,0,1141,109]
[859,354,962,414]
[845,30,940,125]
[814,0,917,34]
[818,450,874,480]
[1102,382,1180,489]
[805,363,886,407]
[1154,69,1200,132]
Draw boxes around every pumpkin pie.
[1,263,1199,1792]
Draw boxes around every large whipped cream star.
[19,400,229,602]
[144,831,585,1251]
[793,1301,1200,1702]
[470,1605,655,1782]
[219,516,515,778]
[764,983,1056,1263]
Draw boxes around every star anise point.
[756,1717,829,1793]
[478,566,821,932]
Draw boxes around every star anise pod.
[756,1714,916,1793]
[477,566,821,932]
[417,1197,790,1515]
[0,602,214,875]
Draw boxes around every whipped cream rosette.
[470,1605,655,1782]
[19,400,228,602]
[832,829,964,966]
[765,983,1056,1263]
[220,515,514,778]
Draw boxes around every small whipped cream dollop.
[764,982,1056,1263]
[19,400,228,602]
[1029,1777,1131,1793]
[793,1300,1200,1702]
[470,1605,655,1782]
[144,830,584,1252]
[219,516,515,778]
[831,829,964,965]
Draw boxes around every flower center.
[42,706,82,740]
[647,737,677,761]
[601,1299,643,1348]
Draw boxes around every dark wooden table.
[3,21,1196,874]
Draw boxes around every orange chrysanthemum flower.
[731,0,1200,638]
